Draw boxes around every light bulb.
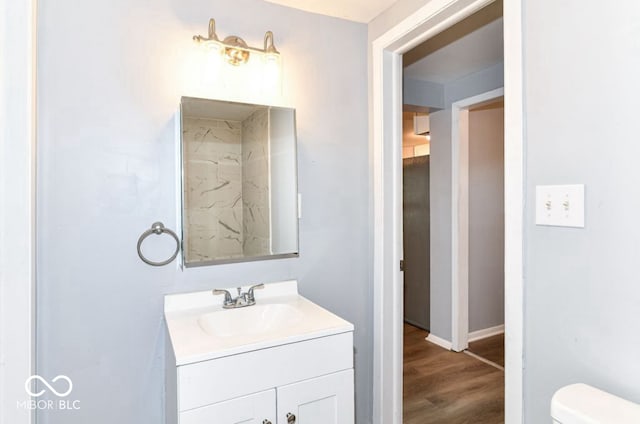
[202,41,223,86]
[263,53,281,93]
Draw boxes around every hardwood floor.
[468,333,505,368]
[403,324,504,424]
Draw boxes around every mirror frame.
[179,96,299,267]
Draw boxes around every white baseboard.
[425,334,452,350]
[468,324,505,342]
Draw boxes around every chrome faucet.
[212,284,265,308]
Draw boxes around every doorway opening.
[451,90,505,354]
[371,0,524,423]
[400,5,505,418]
[456,94,506,378]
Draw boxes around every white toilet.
[551,383,640,423]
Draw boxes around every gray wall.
[427,107,453,340]
[423,63,504,341]
[36,1,371,423]
[524,0,640,421]
[468,104,504,333]
[403,78,444,110]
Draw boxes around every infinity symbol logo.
[25,375,73,397]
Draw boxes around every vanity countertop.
[164,280,354,366]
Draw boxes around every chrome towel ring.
[137,222,180,266]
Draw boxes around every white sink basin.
[197,303,303,338]
[164,280,354,365]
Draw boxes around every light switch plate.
[535,184,585,228]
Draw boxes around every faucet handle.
[212,289,232,304]
[247,283,265,302]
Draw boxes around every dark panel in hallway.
[403,155,430,330]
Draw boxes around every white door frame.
[371,0,524,423]
[0,0,37,423]
[451,87,504,353]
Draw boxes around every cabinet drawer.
[177,332,353,411]
[179,389,275,424]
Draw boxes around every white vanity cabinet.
[164,280,355,424]
[177,368,354,424]
[168,332,354,424]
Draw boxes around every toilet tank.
[551,383,640,423]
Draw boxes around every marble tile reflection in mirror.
[181,97,298,266]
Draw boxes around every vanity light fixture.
[193,18,280,67]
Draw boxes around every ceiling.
[403,18,504,84]
[263,0,398,23]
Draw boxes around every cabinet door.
[277,370,354,424]
[179,389,275,424]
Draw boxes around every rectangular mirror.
[180,97,299,266]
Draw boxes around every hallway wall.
[427,63,504,341]
[468,102,504,333]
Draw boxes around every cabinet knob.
[262,420,272,424]
[286,412,296,424]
